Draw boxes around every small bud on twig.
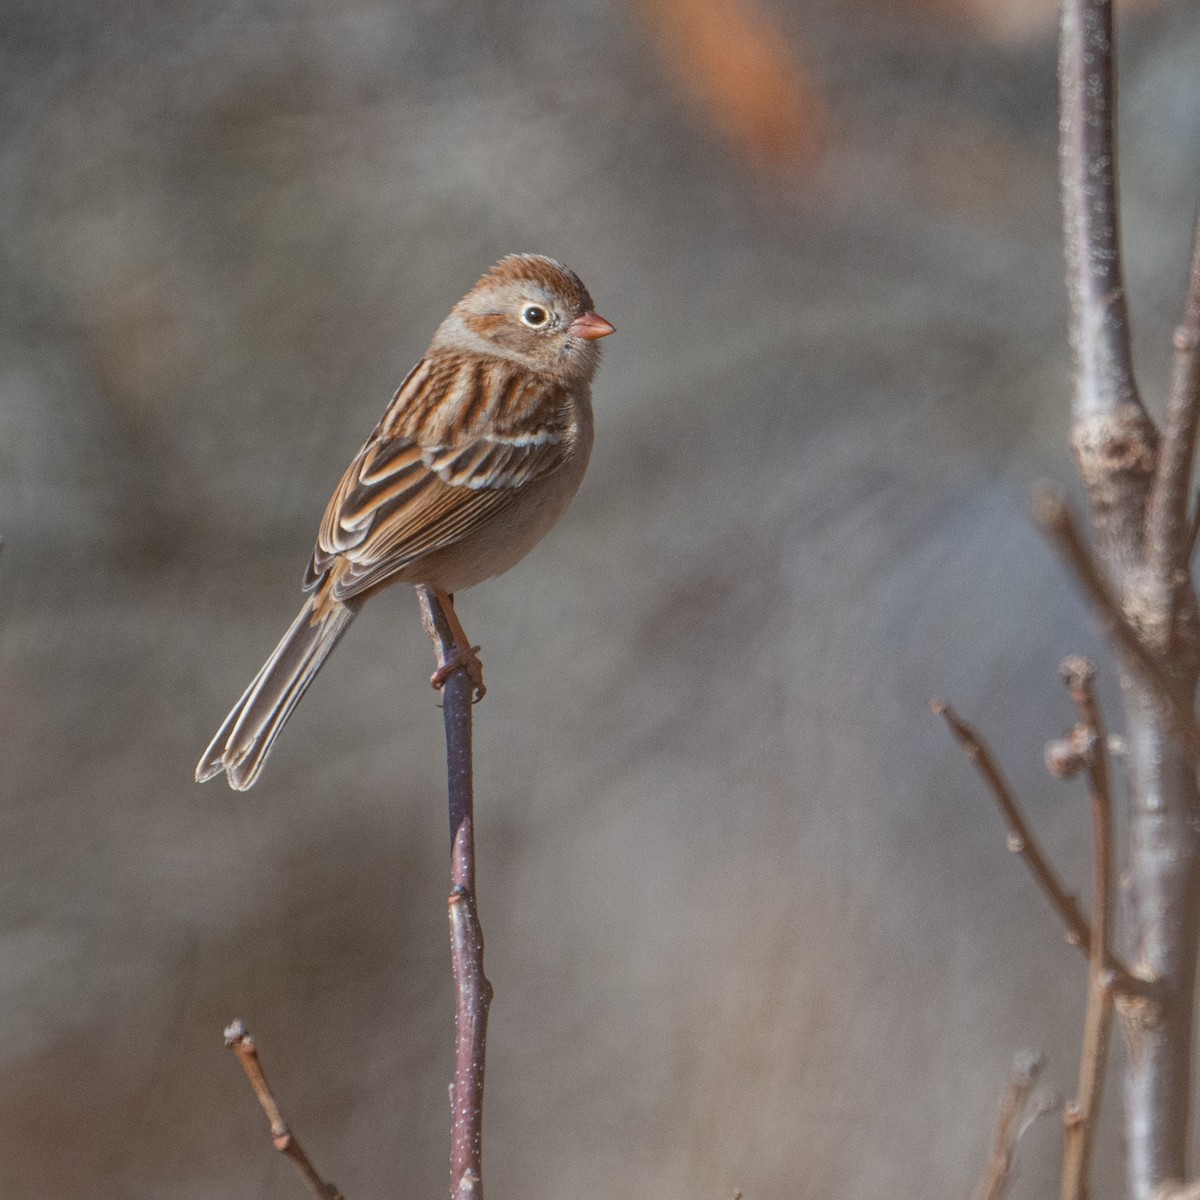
[1046,737,1087,779]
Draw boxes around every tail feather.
[196,598,357,790]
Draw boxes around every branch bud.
[1046,734,1087,778]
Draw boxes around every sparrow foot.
[431,643,486,702]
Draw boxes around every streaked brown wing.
[422,435,565,491]
[303,426,568,600]
[302,435,422,588]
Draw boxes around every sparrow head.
[436,253,614,383]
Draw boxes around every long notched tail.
[196,597,357,790]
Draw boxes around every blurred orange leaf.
[630,0,830,172]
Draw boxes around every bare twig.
[971,1051,1050,1200]
[1148,212,1200,580]
[931,699,1141,996]
[1059,659,1117,1200]
[933,699,1089,945]
[418,585,494,1200]
[1032,490,1200,769]
[224,1020,345,1200]
[1058,0,1142,423]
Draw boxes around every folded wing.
[303,410,569,601]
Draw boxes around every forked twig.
[418,585,494,1200]
[1032,490,1200,770]
[931,699,1141,996]
[1059,659,1117,1200]
[971,1051,1052,1200]
[224,1020,345,1200]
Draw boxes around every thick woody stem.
[224,1020,345,1200]
[1056,3,1200,1191]
[1129,212,1200,1200]
[1058,0,1143,426]
[931,698,1141,995]
[1036,488,1200,1196]
[1119,687,1200,1199]
[1060,0,1157,581]
[1059,659,1116,1200]
[418,586,494,1200]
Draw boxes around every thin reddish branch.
[224,1020,345,1200]
[1058,0,1143,422]
[1059,659,1117,1200]
[449,880,492,1199]
[971,1051,1051,1200]
[1033,490,1200,767]
[931,699,1142,996]
[418,585,494,1200]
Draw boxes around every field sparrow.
[197,254,614,790]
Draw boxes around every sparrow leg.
[422,587,486,702]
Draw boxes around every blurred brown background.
[2,1,1200,1196]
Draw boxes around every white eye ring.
[520,304,550,328]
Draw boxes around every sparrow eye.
[520,304,550,328]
